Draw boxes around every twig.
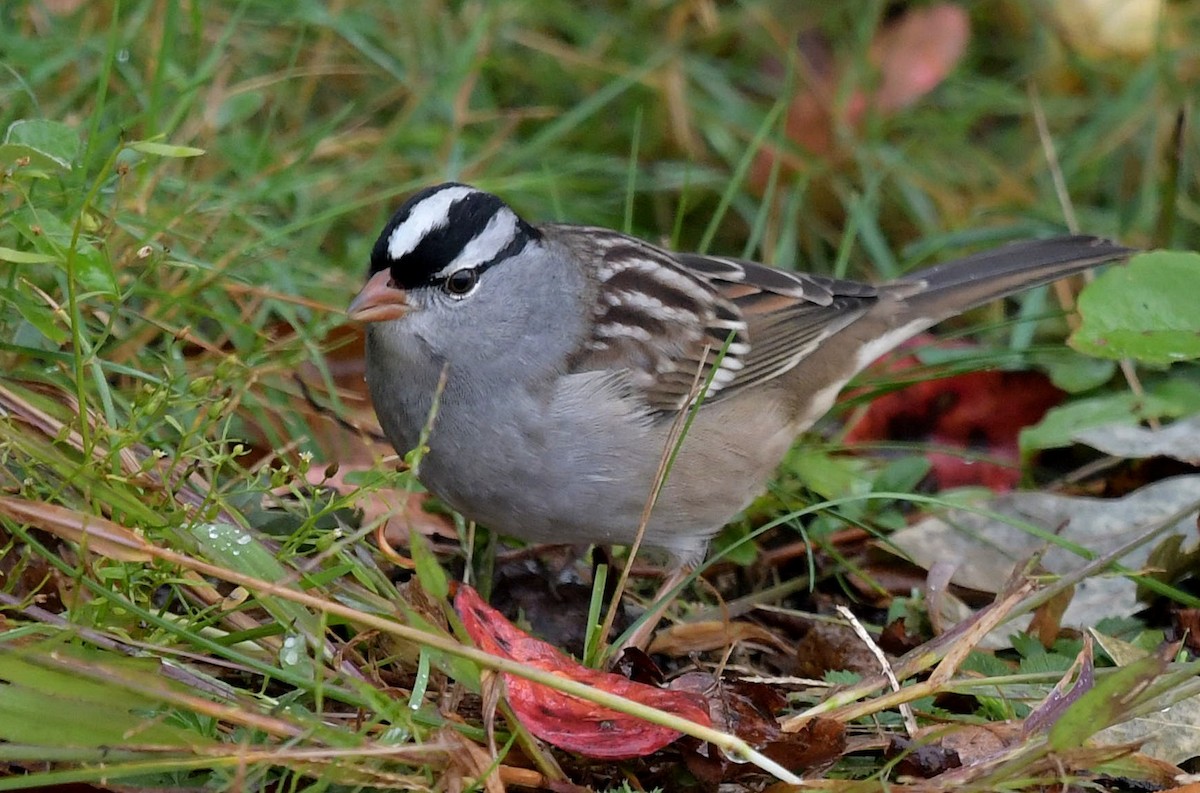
[836,604,917,738]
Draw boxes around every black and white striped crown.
[370,183,540,289]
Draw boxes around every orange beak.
[348,270,409,322]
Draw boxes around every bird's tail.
[896,235,1134,324]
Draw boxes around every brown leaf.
[672,672,782,745]
[647,619,792,657]
[490,561,629,658]
[878,617,924,655]
[439,727,505,793]
[1173,608,1200,655]
[0,496,152,562]
[788,618,883,680]
[612,646,665,686]
[760,717,846,774]
[1026,578,1075,647]
[672,671,846,779]
[298,460,458,547]
[887,735,963,778]
[752,3,969,179]
[933,722,1020,765]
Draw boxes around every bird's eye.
[443,268,479,297]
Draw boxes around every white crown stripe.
[386,185,478,260]
[438,206,521,277]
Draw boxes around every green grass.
[2,1,1199,790]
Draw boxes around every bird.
[348,182,1132,573]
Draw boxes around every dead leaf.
[0,496,152,562]
[490,562,629,658]
[866,4,971,114]
[753,3,969,176]
[671,670,846,780]
[935,721,1020,764]
[1072,415,1200,465]
[878,617,924,655]
[439,727,504,793]
[1095,691,1200,765]
[1173,609,1200,655]
[887,735,963,778]
[647,619,792,657]
[671,671,781,746]
[1026,578,1074,647]
[787,618,884,680]
[885,475,1200,632]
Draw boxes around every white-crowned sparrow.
[349,182,1131,567]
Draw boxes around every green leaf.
[1017,648,1074,675]
[1020,393,1139,451]
[394,601,480,690]
[278,633,316,680]
[0,645,216,748]
[215,91,266,130]
[1070,251,1200,365]
[1030,349,1117,394]
[3,119,80,168]
[0,144,68,172]
[128,140,206,158]
[8,207,119,296]
[409,526,449,601]
[1048,653,1167,751]
[187,521,324,644]
[824,669,862,686]
[872,455,932,495]
[713,522,760,566]
[789,449,871,502]
[0,246,59,264]
[0,287,70,344]
[1019,380,1200,452]
[961,650,1013,678]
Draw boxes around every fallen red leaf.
[454,585,712,759]
[843,336,1066,491]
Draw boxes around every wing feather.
[559,228,882,412]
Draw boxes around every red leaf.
[455,585,712,759]
[843,337,1065,491]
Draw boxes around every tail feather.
[898,235,1135,323]
[761,234,1134,433]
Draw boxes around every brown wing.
[677,254,882,394]
[559,226,883,412]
